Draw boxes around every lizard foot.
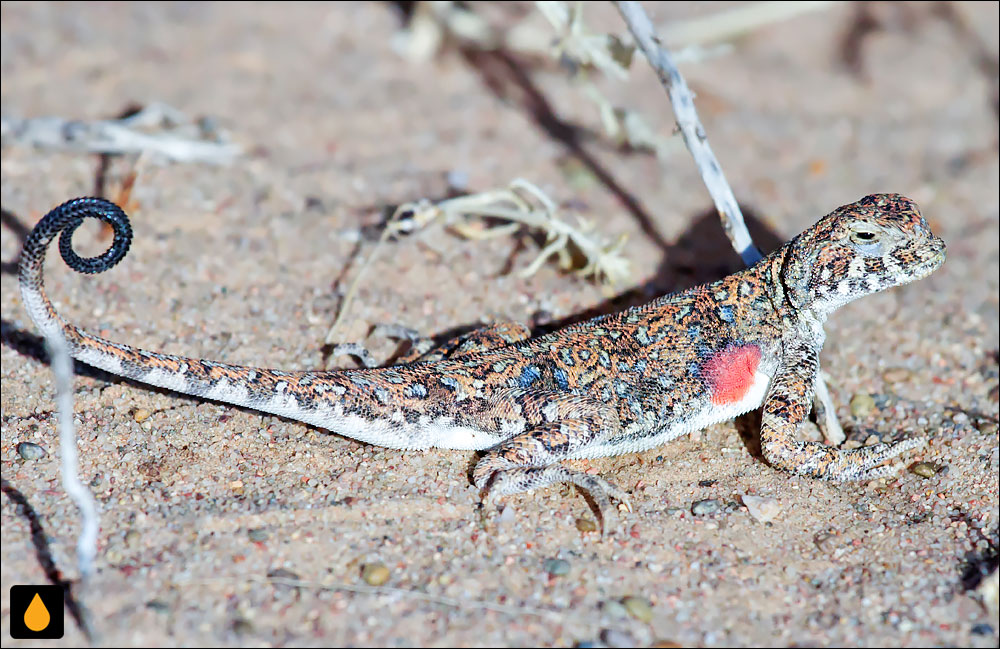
[476,464,632,535]
[765,436,927,481]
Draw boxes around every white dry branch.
[45,328,99,638]
[657,1,840,49]
[614,0,845,445]
[614,0,761,266]
[0,102,241,164]
[396,178,630,285]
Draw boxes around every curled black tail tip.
[27,197,133,275]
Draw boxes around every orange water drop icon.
[24,592,51,632]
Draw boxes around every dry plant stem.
[0,106,240,164]
[615,0,762,266]
[614,0,845,446]
[47,329,99,640]
[322,207,407,366]
[659,0,839,48]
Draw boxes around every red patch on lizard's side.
[702,344,763,406]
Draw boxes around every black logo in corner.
[9,585,64,639]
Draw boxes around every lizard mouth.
[911,239,946,278]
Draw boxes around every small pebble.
[742,495,781,523]
[266,567,301,581]
[603,600,628,618]
[230,618,253,635]
[850,393,876,417]
[446,169,469,192]
[132,408,151,423]
[497,505,516,527]
[544,558,571,576]
[600,629,637,648]
[975,568,998,617]
[814,532,839,553]
[16,442,46,460]
[145,599,170,613]
[882,367,913,384]
[975,420,998,435]
[576,517,598,533]
[247,528,269,542]
[691,499,721,516]
[910,462,941,478]
[622,596,653,623]
[361,562,390,586]
[970,623,994,636]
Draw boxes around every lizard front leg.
[761,341,924,480]
[472,388,631,532]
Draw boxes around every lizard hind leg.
[391,320,532,364]
[472,417,632,535]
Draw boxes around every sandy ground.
[1,2,998,647]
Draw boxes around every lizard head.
[783,193,946,314]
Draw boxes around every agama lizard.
[18,193,946,530]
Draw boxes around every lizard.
[17,193,946,531]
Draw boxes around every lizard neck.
[766,241,829,343]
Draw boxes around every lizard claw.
[474,465,632,536]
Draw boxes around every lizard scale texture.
[18,194,946,530]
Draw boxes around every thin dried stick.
[322,206,407,366]
[46,328,99,640]
[615,0,762,266]
[1,103,240,164]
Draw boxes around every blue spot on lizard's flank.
[518,365,541,387]
[553,368,569,390]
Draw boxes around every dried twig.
[1,103,240,164]
[658,1,839,48]
[46,328,99,640]
[396,178,630,285]
[615,0,761,265]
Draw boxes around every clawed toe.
[856,437,927,479]
[475,465,631,536]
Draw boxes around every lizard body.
[18,194,946,529]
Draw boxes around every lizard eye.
[850,229,879,244]
[847,226,885,256]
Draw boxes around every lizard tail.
[18,197,329,409]
[19,197,134,347]
[18,197,490,451]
